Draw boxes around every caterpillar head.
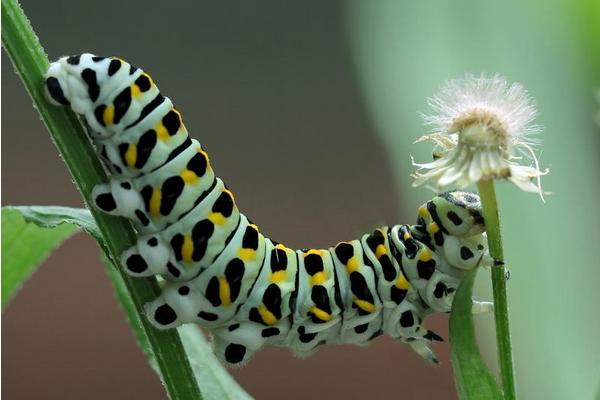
[45,54,94,113]
[421,191,485,238]
[44,53,114,139]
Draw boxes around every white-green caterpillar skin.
[45,53,493,366]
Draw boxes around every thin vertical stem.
[477,179,516,400]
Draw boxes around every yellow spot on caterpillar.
[353,299,376,313]
[269,270,287,283]
[310,306,331,322]
[155,122,170,141]
[130,84,141,98]
[181,235,194,263]
[375,244,387,258]
[208,212,226,225]
[258,304,277,325]
[218,277,231,305]
[103,106,114,126]
[428,222,440,233]
[310,271,326,285]
[180,169,198,184]
[238,248,256,261]
[395,275,410,290]
[403,232,412,241]
[149,188,162,217]
[124,144,137,168]
[275,243,287,250]
[419,249,432,262]
[418,207,429,218]
[305,249,323,257]
[346,256,359,274]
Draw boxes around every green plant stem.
[1,1,202,398]
[477,180,516,400]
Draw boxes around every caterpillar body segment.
[121,178,241,281]
[45,53,493,367]
[330,240,383,346]
[92,138,216,234]
[143,215,266,329]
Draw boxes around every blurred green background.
[348,1,600,399]
[2,1,599,399]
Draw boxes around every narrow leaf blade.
[179,325,253,400]
[102,253,160,373]
[450,270,504,400]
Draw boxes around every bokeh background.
[3,1,599,399]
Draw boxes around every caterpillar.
[44,53,493,367]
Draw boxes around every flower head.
[412,74,547,198]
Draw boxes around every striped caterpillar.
[44,53,493,366]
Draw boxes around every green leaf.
[450,270,504,400]
[1,207,79,309]
[3,205,252,400]
[9,205,102,238]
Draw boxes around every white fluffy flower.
[412,74,547,198]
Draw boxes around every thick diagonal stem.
[1,0,203,398]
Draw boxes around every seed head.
[413,74,547,198]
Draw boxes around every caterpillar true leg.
[45,53,493,366]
